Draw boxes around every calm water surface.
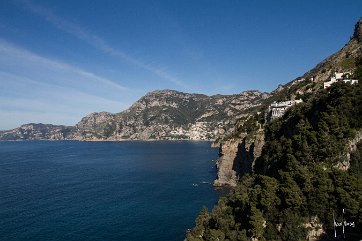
[0,141,220,241]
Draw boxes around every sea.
[0,141,221,241]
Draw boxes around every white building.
[267,99,303,120]
[324,72,358,89]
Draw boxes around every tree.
[248,206,265,240]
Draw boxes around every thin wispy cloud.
[0,39,134,129]
[0,110,80,130]
[0,70,126,111]
[18,0,185,88]
[0,39,128,92]
[0,70,129,129]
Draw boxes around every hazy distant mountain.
[0,123,74,141]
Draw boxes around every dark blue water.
[0,141,220,241]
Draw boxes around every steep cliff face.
[213,139,241,187]
[214,129,265,186]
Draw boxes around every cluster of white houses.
[323,72,358,89]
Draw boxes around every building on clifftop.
[265,99,303,122]
[324,72,358,89]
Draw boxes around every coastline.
[0,138,218,144]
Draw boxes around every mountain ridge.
[0,89,269,141]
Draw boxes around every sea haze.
[0,141,220,241]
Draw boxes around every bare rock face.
[214,139,241,187]
[214,130,265,186]
[353,18,362,43]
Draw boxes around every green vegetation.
[227,113,263,141]
[187,59,362,240]
[338,56,356,70]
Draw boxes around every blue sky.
[0,0,361,130]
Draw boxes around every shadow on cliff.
[232,137,256,178]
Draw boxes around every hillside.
[187,57,362,241]
[213,17,362,187]
[187,18,362,241]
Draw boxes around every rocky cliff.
[214,125,265,187]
